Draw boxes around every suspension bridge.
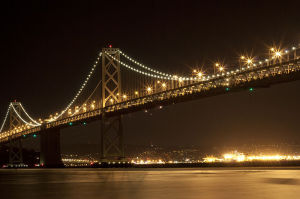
[0,45,300,167]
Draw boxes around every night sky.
[1,1,300,152]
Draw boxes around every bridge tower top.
[9,102,22,131]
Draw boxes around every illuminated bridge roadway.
[0,45,300,167]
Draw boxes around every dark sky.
[1,1,300,151]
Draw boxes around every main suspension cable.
[11,104,39,127]
[19,103,41,125]
[50,52,102,122]
[0,104,11,133]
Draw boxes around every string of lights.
[119,50,211,81]
[50,52,102,122]
[19,103,41,125]
[119,50,171,77]
[106,52,179,80]
[11,104,39,127]
[119,50,197,80]
[0,104,12,133]
[70,80,102,116]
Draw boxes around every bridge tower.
[8,102,23,166]
[100,48,124,161]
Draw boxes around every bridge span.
[0,45,299,167]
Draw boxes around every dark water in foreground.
[0,168,300,199]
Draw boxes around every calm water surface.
[0,168,300,199]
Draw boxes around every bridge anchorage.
[0,44,300,167]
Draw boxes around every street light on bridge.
[214,63,225,74]
[239,56,245,70]
[147,87,152,94]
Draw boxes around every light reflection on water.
[0,168,299,199]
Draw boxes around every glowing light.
[197,72,203,78]
[91,104,95,110]
[122,95,127,99]
[203,156,219,163]
[215,63,220,67]
[270,48,275,52]
[204,151,300,163]
[162,83,166,88]
[219,66,224,72]
[247,59,253,64]
[240,56,245,60]
[134,91,139,95]
[274,51,282,57]
[147,87,152,93]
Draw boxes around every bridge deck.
[1,58,300,143]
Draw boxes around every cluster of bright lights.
[131,159,165,164]
[62,158,95,163]
[239,46,297,68]
[215,63,226,72]
[203,151,300,163]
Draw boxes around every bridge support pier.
[8,138,23,167]
[40,128,64,167]
[100,115,124,162]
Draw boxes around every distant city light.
[204,151,300,163]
